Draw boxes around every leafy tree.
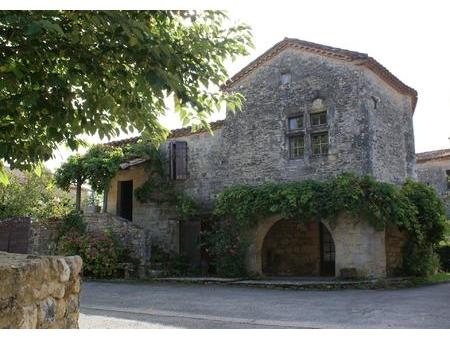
[83,145,125,194]
[54,154,86,211]
[0,10,252,172]
[0,168,72,219]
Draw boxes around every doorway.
[261,219,335,277]
[117,180,133,221]
[320,223,335,276]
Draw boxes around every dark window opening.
[311,132,328,155]
[289,135,304,159]
[446,170,450,190]
[169,141,188,180]
[288,115,304,130]
[117,180,133,221]
[311,111,327,126]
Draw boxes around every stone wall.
[247,214,386,278]
[361,69,416,183]
[324,214,386,278]
[385,226,408,276]
[416,157,450,218]
[0,251,82,329]
[82,212,151,276]
[29,219,60,256]
[262,220,321,276]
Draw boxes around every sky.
[45,0,450,170]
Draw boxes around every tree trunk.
[75,181,82,212]
[102,187,108,213]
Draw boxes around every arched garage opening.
[261,219,335,277]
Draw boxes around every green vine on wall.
[122,143,198,221]
[208,173,448,277]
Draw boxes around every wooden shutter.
[175,141,188,180]
[169,142,175,180]
[169,141,188,180]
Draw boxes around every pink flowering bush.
[59,231,124,278]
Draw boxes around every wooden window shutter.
[169,141,188,180]
[175,141,188,180]
[169,142,175,180]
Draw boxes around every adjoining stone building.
[416,148,450,217]
[103,38,418,278]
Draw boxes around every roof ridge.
[222,38,417,111]
[103,119,225,147]
[416,148,450,163]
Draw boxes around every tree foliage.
[54,144,126,210]
[0,168,72,220]
[0,10,252,171]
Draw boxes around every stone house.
[103,38,418,278]
[416,148,450,217]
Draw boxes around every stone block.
[0,252,82,329]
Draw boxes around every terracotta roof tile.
[416,148,450,163]
[104,119,225,147]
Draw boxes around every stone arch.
[245,213,387,278]
[245,215,336,276]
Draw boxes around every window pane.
[289,135,304,159]
[288,116,303,130]
[311,133,328,155]
[311,111,327,126]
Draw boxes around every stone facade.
[416,149,450,217]
[105,39,417,278]
[0,251,82,329]
[262,220,321,276]
[246,214,387,278]
[385,226,409,276]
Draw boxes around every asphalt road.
[79,281,450,329]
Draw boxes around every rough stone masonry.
[104,38,417,278]
[0,251,82,329]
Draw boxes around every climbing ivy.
[209,173,448,277]
[131,144,197,220]
[55,141,198,220]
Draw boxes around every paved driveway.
[79,281,450,329]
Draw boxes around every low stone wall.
[0,251,82,329]
[29,219,60,256]
[82,212,151,277]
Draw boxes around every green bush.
[59,231,124,279]
[0,169,72,220]
[58,210,86,237]
[203,221,249,277]
[150,244,195,276]
[403,241,441,276]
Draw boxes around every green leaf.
[0,167,9,186]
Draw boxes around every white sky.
[38,0,450,170]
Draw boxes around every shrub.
[403,241,441,276]
[150,244,195,276]
[0,168,72,220]
[203,221,249,277]
[59,231,124,279]
[58,210,86,237]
